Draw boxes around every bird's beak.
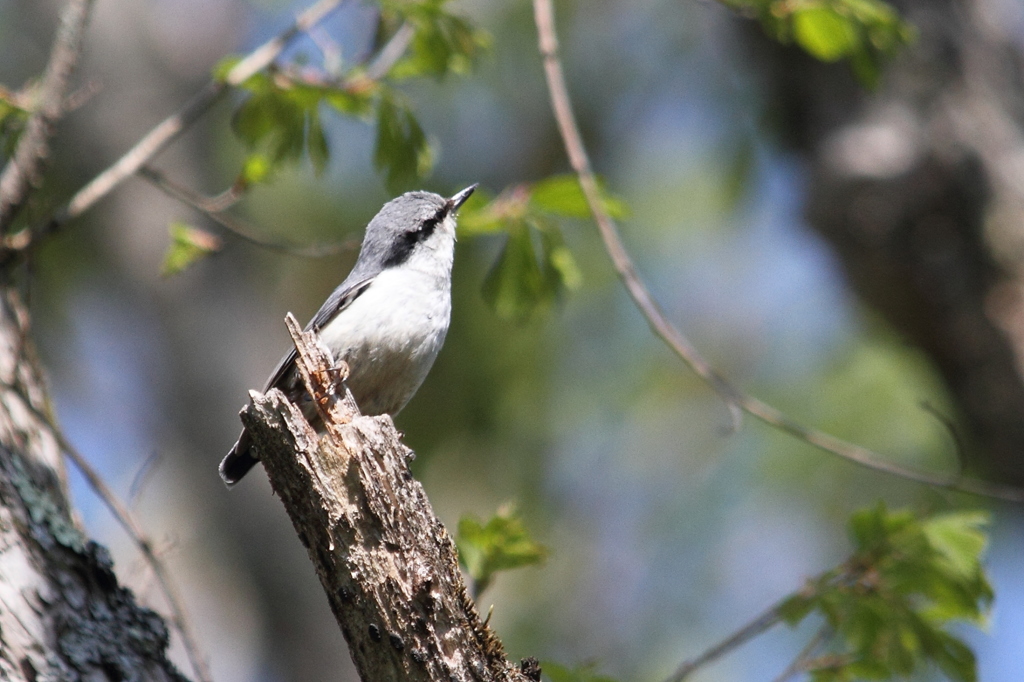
[449,183,478,211]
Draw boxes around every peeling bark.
[0,290,188,682]
[239,318,536,682]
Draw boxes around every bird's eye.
[417,217,440,235]
[414,204,448,237]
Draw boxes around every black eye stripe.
[382,205,449,268]
[418,205,448,235]
[418,217,439,238]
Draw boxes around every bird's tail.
[219,429,259,487]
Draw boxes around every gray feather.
[219,185,476,486]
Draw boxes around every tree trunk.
[238,316,538,682]
[749,0,1024,484]
[0,288,188,682]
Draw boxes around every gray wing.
[263,275,376,392]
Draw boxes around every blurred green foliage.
[480,223,576,323]
[721,0,915,86]
[780,504,992,682]
[459,176,626,321]
[230,70,337,181]
[373,92,432,189]
[221,0,487,196]
[457,506,547,596]
[799,335,960,475]
[154,0,491,275]
[381,0,491,79]
[161,222,222,277]
[0,87,28,156]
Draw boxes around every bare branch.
[53,429,213,682]
[666,598,786,682]
[238,315,537,682]
[131,20,418,260]
[532,0,743,430]
[139,166,358,257]
[770,624,830,682]
[367,22,416,81]
[531,0,1024,504]
[1,0,346,259]
[0,0,95,230]
[1,4,415,268]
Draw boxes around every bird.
[219,184,477,486]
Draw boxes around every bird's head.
[358,184,477,275]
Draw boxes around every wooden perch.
[239,314,538,682]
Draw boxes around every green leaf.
[792,7,859,62]
[373,94,433,190]
[481,223,550,322]
[782,504,992,682]
[161,222,221,276]
[229,77,350,182]
[220,1,488,190]
[541,225,582,292]
[240,153,273,186]
[231,89,307,166]
[465,182,589,317]
[307,111,330,176]
[725,0,915,86]
[383,0,490,80]
[453,187,510,236]
[932,631,978,682]
[778,592,817,625]
[0,92,29,155]
[530,174,629,220]
[456,506,546,595]
[922,511,989,580]
[325,86,376,118]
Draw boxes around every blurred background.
[1,0,1022,680]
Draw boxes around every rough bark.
[239,316,537,682]
[0,289,188,682]
[748,0,1024,484]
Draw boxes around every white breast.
[317,266,451,416]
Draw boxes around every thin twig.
[193,179,246,214]
[56,432,214,682]
[666,599,787,682]
[770,624,830,682]
[10,329,213,682]
[4,0,346,256]
[532,0,742,429]
[128,448,164,508]
[919,401,967,475]
[135,19,417,259]
[309,26,344,75]
[139,166,358,257]
[366,22,415,81]
[63,78,103,113]
[0,0,95,230]
[531,0,1024,504]
[283,20,413,86]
